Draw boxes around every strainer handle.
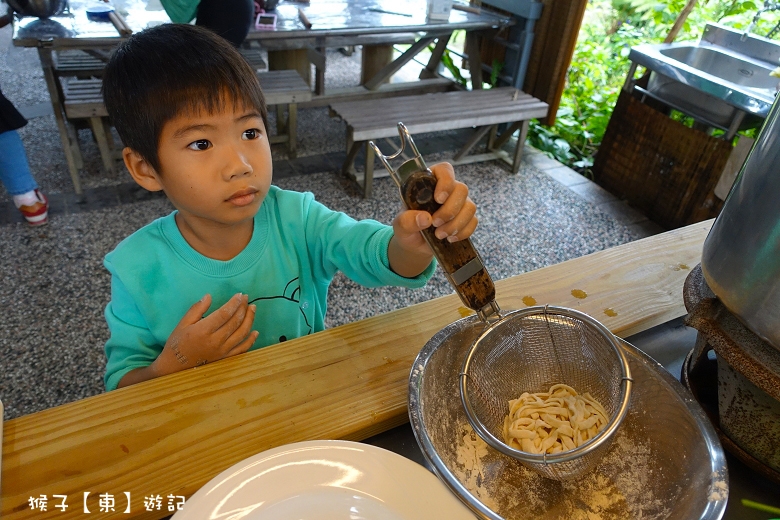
[400,170,497,314]
[370,123,497,316]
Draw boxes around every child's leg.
[0,129,48,225]
[0,129,38,196]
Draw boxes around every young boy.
[101,24,478,391]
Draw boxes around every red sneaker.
[17,189,49,226]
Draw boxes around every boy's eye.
[187,140,211,151]
[242,128,261,140]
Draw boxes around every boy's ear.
[123,147,163,192]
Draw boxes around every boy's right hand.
[152,293,259,377]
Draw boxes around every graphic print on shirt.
[249,277,312,342]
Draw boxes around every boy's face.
[151,103,272,228]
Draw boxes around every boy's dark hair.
[102,24,268,173]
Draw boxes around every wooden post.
[361,44,395,86]
[267,49,311,87]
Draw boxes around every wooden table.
[245,0,514,102]
[11,0,515,194]
[1,220,713,518]
[12,0,170,196]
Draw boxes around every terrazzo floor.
[0,24,664,420]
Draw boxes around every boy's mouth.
[227,188,259,207]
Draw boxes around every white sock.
[13,190,40,208]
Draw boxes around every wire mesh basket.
[459,305,633,481]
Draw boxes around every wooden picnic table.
[1,219,713,518]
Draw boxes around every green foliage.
[527,0,780,177]
[440,48,468,87]
[489,59,504,88]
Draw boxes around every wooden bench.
[239,44,267,72]
[329,87,549,197]
[60,78,116,177]
[57,70,312,189]
[53,50,108,79]
[257,69,312,158]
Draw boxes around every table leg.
[363,36,436,91]
[361,44,395,86]
[37,48,83,195]
[308,46,327,96]
[419,34,451,80]
[465,31,483,90]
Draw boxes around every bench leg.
[65,121,85,170]
[364,141,374,198]
[90,116,116,175]
[492,121,522,150]
[276,105,287,136]
[342,140,361,176]
[487,125,498,151]
[287,103,298,159]
[512,120,531,174]
[453,125,494,161]
[38,47,83,195]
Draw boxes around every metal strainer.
[372,124,632,481]
[460,305,633,481]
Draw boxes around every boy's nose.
[222,146,252,179]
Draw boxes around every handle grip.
[400,170,496,313]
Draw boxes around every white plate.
[173,440,476,520]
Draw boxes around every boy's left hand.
[391,162,477,257]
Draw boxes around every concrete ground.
[0,24,664,420]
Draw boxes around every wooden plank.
[54,50,107,76]
[331,87,522,110]
[351,107,548,140]
[2,220,712,519]
[64,105,109,119]
[301,77,457,108]
[339,98,548,128]
[257,70,312,106]
[333,93,544,123]
[259,33,420,52]
[330,89,544,121]
[333,103,547,128]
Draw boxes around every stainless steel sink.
[659,45,778,89]
[629,23,780,131]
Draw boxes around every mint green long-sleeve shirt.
[103,186,435,390]
[159,0,199,23]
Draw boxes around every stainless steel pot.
[6,0,67,18]
[701,93,780,350]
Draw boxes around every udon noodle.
[503,383,608,455]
